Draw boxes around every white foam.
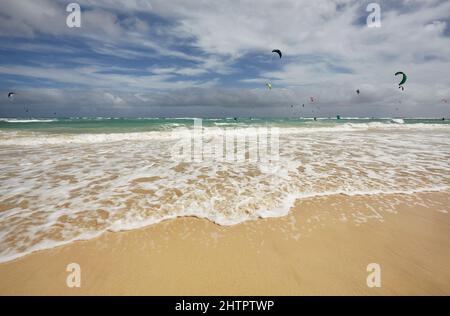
[390,118,405,124]
[0,119,56,123]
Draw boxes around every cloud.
[0,0,450,117]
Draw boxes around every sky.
[0,0,450,118]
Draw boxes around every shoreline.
[0,188,447,265]
[1,191,449,295]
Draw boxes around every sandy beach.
[1,191,449,296]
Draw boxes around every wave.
[0,184,447,264]
[0,119,57,123]
[390,118,405,124]
[0,122,449,146]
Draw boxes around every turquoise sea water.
[1,117,449,134]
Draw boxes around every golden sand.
[0,192,449,295]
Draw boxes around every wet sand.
[0,192,449,295]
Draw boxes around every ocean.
[0,117,449,262]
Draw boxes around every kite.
[272,49,282,59]
[395,72,407,90]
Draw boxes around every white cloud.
[0,0,450,116]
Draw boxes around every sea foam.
[0,120,449,262]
